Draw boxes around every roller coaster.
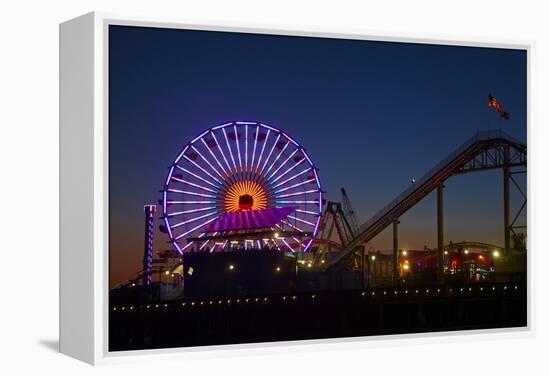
[318,129,527,274]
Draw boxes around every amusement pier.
[110,121,527,350]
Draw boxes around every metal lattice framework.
[162,121,324,254]
[323,130,527,269]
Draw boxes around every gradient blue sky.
[109,25,526,286]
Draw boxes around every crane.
[341,188,358,234]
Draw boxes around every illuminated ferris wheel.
[161,121,324,254]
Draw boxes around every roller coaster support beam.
[503,145,511,256]
[437,183,444,283]
[393,219,399,284]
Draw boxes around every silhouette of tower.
[143,204,156,286]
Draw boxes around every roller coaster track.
[323,129,526,269]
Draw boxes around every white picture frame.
[60,11,533,365]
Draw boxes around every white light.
[493,250,500,258]
[402,250,408,256]
[444,250,448,255]
[229,264,235,270]
[464,249,469,254]
[274,232,280,238]
[371,255,376,261]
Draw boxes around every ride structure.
[161,121,324,256]
[321,130,527,281]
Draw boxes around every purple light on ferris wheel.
[175,216,218,241]
[277,189,318,199]
[191,145,224,180]
[259,133,281,175]
[167,188,216,198]
[165,165,175,186]
[200,137,228,177]
[166,206,216,217]
[234,124,242,171]
[251,125,259,171]
[162,120,324,255]
[222,127,238,172]
[183,155,223,185]
[274,178,316,194]
[170,176,217,193]
[282,132,299,146]
[171,211,218,229]
[267,148,299,181]
[272,167,311,189]
[245,125,248,171]
[270,157,306,184]
[255,129,270,172]
[210,131,232,175]
[264,140,290,177]
[176,165,218,188]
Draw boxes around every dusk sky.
[109,25,526,287]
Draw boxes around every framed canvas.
[60,12,531,365]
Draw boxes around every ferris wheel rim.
[162,121,324,255]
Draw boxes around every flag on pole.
[488,94,510,120]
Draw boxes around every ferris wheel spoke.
[211,131,234,176]
[259,133,281,176]
[264,140,290,178]
[200,138,229,178]
[287,214,316,227]
[250,125,259,174]
[183,155,223,186]
[167,200,217,204]
[167,189,217,198]
[303,239,314,252]
[200,232,218,251]
[176,165,219,189]
[166,206,217,217]
[280,219,305,232]
[271,167,312,190]
[191,145,225,180]
[254,129,270,173]
[295,208,322,216]
[270,157,306,184]
[222,127,239,174]
[276,199,319,204]
[170,211,219,229]
[175,216,218,241]
[179,232,206,252]
[170,176,218,193]
[233,124,243,173]
[274,224,302,251]
[267,148,299,181]
[244,124,248,173]
[276,189,319,199]
[274,178,316,194]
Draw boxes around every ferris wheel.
[161,121,324,254]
